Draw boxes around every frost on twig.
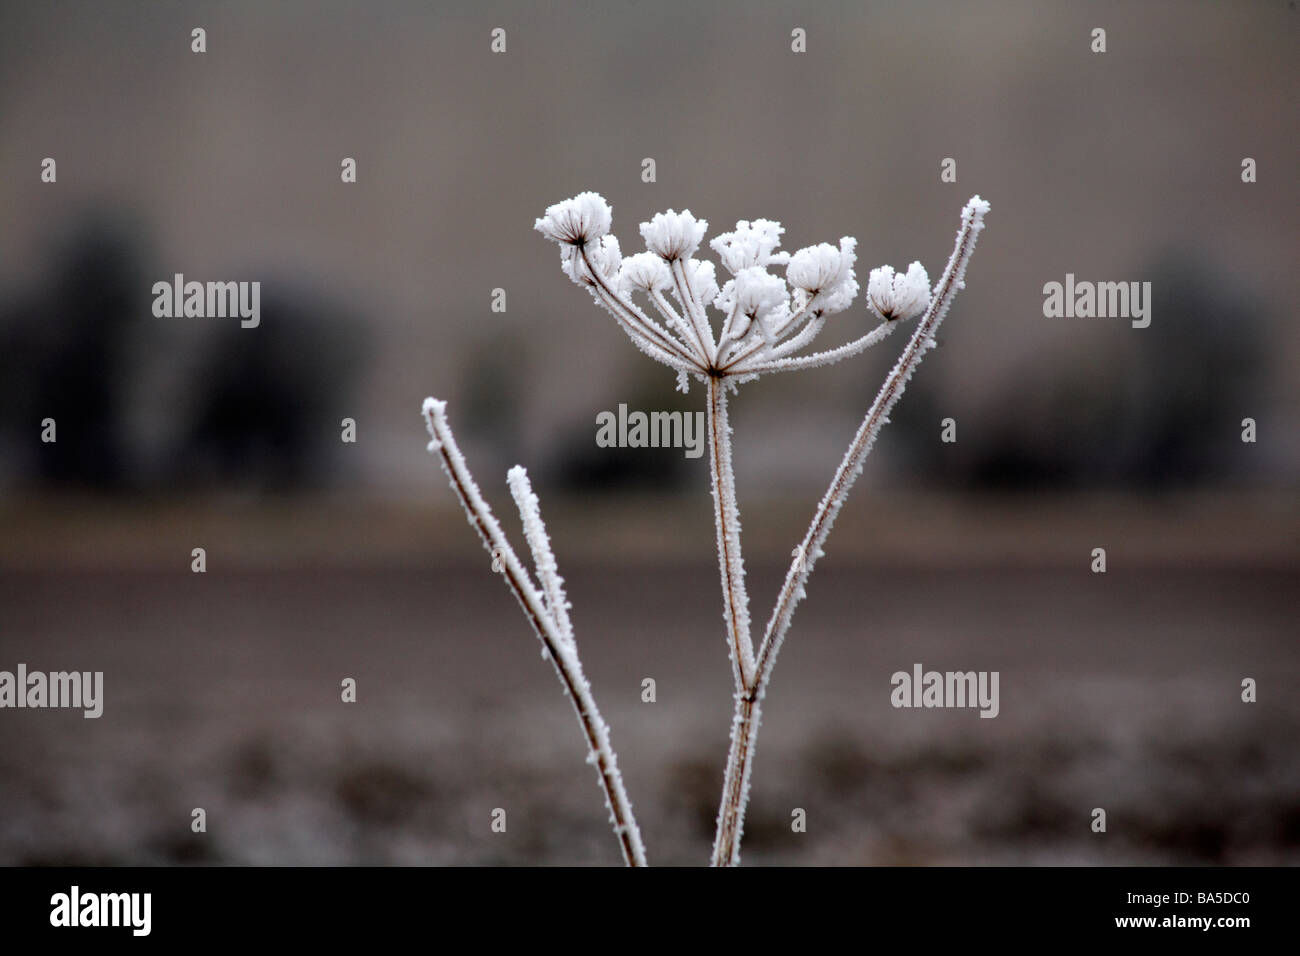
[755,196,991,688]
[711,196,990,866]
[507,465,573,650]
[422,398,646,866]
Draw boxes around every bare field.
[2,554,1295,866]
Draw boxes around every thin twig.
[755,197,989,685]
[423,398,647,866]
[734,320,898,376]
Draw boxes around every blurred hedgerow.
[423,190,990,866]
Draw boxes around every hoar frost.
[867,262,931,322]
[428,190,990,868]
[532,192,951,380]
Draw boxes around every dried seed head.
[787,238,858,314]
[562,234,621,285]
[619,251,674,294]
[640,209,708,261]
[534,191,613,246]
[866,261,931,322]
[716,266,789,321]
[710,219,790,276]
[686,257,719,306]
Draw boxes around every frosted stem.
[711,690,760,867]
[507,465,574,649]
[766,313,826,359]
[713,302,746,361]
[648,288,701,358]
[721,297,817,369]
[735,320,898,376]
[582,247,700,370]
[705,376,755,692]
[754,196,990,689]
[671,258,718,361]
[423,398,647,867]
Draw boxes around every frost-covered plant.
[423,191,990,866]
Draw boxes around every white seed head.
[618,251,673,294]
[562,234,621,286]
[786,238,858,314]
[716,266,789,321]
[866,261,931,322]
[639,209,708,261]
[710,219,790,276]
[534,191,613,246]
[686,257,719,306]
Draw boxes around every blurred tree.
[176,280,366,492]
[890,250,1271,491]
[0,212,147,489]
[548,361,696,493]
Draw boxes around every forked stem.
[423,398,647,866]
[709,197,990,866]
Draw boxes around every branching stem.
[423,399,647,867]
[709,197,990,865]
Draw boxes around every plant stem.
[754,197,989,690]
[705,376,754,690]
[423,399,647,866]
[705,374,760,867]
[708,197,990,866]
[711,689,760,866]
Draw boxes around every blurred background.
[0,0,1295,865]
